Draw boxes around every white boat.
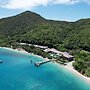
[0,60,3,63]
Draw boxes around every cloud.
[84,0,90,4]
[52,0,80,4]
[0,0,90,10]
[0,0,51,9]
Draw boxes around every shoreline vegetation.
[0,46,90,84]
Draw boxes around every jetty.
[34,59,51,67]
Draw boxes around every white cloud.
[84,0,90,4]
[52,0,80,4]
[0,0,90,10]
[0,0,51,9]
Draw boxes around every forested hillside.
[0,11,90,76]
[0,11,90,51]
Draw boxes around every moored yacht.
[0,60,3,63]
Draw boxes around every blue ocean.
[0,48,90,90]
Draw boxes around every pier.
[34,59,51,67]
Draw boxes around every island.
[0,11,90,77]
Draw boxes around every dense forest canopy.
[0,11,90,51]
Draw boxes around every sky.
[0,0,90,21]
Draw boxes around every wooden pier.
[34,60,51,67]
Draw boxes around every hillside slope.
[0,11,90,51]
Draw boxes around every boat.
[0,60,3,63]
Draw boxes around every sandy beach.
[0,47,90,84]
[64,61,90,84]
[0,47,29,54]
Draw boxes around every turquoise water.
[0,48,90,90]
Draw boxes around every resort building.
[44,48,63,55]
[44,48,74,61]
[62,52,74,61]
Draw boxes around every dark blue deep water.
[0,48,90,90]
